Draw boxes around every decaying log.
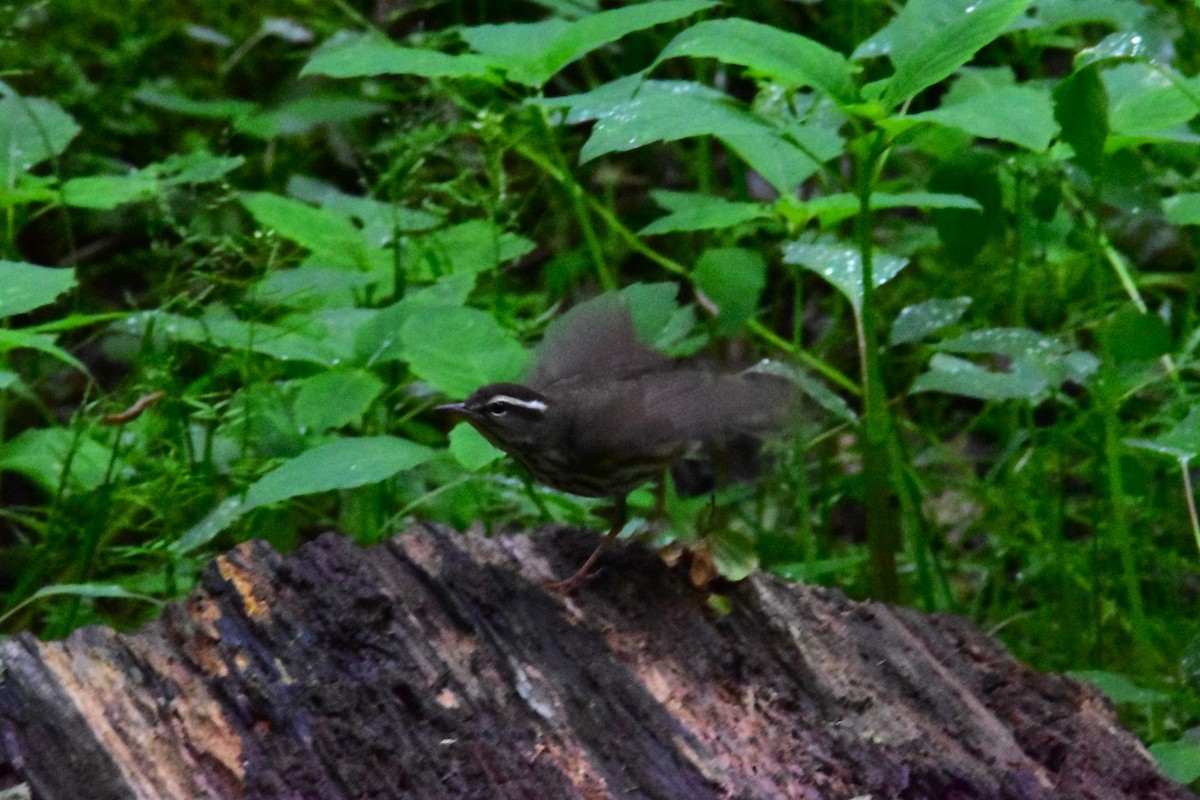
[0,524,1191,800]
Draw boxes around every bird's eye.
[484,402,509,417]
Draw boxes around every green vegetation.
[4,0,1200,782]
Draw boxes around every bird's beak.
[435,402,469,418]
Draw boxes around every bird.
[436,293,794,592]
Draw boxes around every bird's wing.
[526,294,670,391]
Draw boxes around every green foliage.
[6,0,1200,779]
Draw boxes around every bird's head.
[436,382,552,454]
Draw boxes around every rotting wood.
[0,524,1192,800]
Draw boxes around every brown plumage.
[438,294,794,591]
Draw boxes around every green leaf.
[799,191,981,226]
[241,192,372,271]
[641,190,771,234]
[1054,65,1108,173]
[1104,63,1200,139]
[302,36,497,79]
[409,220,535,279]
[1070,670,1169,705]
[61,173,160,209]
[0,328,88,373]
[462,0,716,87]
[1033,0,1147,31]
[129,310,345,366]
[654,18,855,102]
[245,435,434,511]
[911,353,1048,400]
[234,96,387,139]
[1074,31,1153,69]
[0,427,113,493]
[1164,193,1200,226]
[134,85,256,119]
[293,369,385,434]
[890,297,972,345]
[0,94,81,185]
[1100,310,1170,364]
[401,306,529,396]
[1129,407,1200,462]
[1149,740,1200,785]
[782,240,909,311]
[0,261,76,318]
[693,247,766,335]
[905,85,1057,151]
[24,582,161,604]
[448,425,503,470]
[565,79,841,195]
[859,0,1033,107]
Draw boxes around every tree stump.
[0,524,1191,800]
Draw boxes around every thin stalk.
[1181,457,1200,558]
[1101,390,1146,636]
[855,133,901,602]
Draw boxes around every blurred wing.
[527,294,669,390]
[575,367,796,456]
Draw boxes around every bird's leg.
[544,495,628,594]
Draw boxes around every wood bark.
[0,524,1191,800]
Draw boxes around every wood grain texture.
[0,524,1191,800]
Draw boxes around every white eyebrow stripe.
[489,395,549,412]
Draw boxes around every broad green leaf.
[1164,193,1200,226]
[409,220,535,279]
[1054,65,1108,174]
[911,353,1048,400]
[752,360,857,423]
[134,85,256,119]
[241,192,372,271]
[1070,670,1169,705]
[0,261,76,318]
[302,37,497,79]
[567,80,841,194]
[174,497,248,555]
[448,425,503,470]
[641,190,771,234]
[462,0,716,86]
[619,282,689,350]
[782,240,909,311]
[1100,310,1170,364]
[0,427,113,493]
[919,327,1098,398]
[1150,740,1200,785]
[354,273,478,365]
[654,18,855,102]
[288,175,441,239]
[905,85,1056,151]
[0,328,87,373]
[890,297,972,345]
[1103,63,1200,139]
[252,267,378,309]
[245,435,434,510]
[61,173,160,209]
[401,306,529,396]
[858,0,1033,107]
[157,151,246,184]
[1033,0,1147,31]
[127,310,344,366]
[1128,407,1200,461]
[0,95,81,184]
[62,152,245,210]
[293,369,385,434]
[234,96,387,139]
[936,327,1059,358]
[693,247,766,335]
[1075,31,1152,69]
[798,191,981,226]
